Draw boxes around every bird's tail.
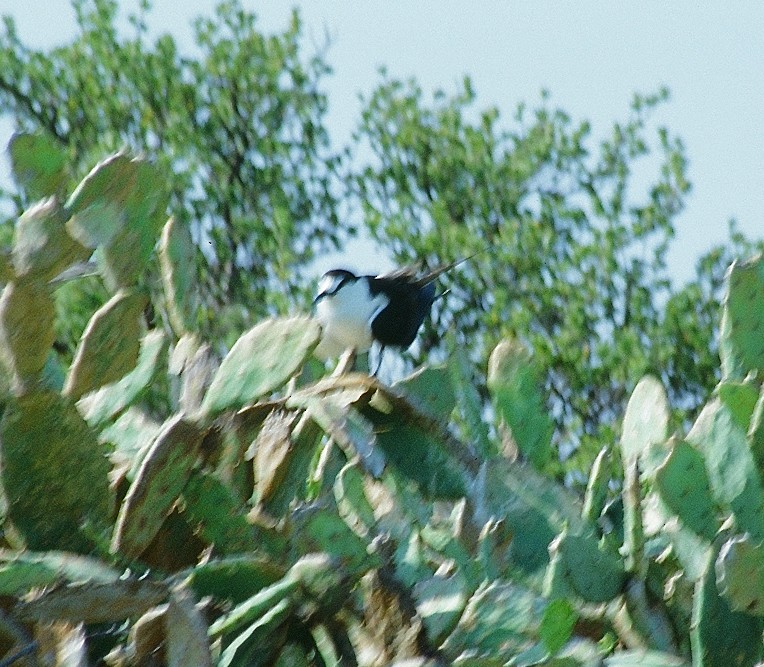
[414,247,488,287]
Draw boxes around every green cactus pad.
[748,390,764,474]
[717,380,759,430]
[620,375,669,473]
[716,535,764,616]
[582,446,611,523]
[374,419,467,499]
[183,556,287,604]
[603,651,687,666]
[487,338,552,469]
[691,544,763,667]
[480,459,584,576]
[539,598,577,655]
[303,396,385,478]
[100,186,167,290]
[100,408,163,481]
[14,579,169,625]
[65,153,167,290]
[335,463,378,538]
[259,412,324,517]
[442,580,545,657]
[0,551,119,596]
[66,153,141,248]
[395,365,456,421]
[182,471,258,554]
[654,440,717,540]
[660,508,713,582]
[719,256,764,380]
[0,391,110,551]
[200,316,321,416]
[216,595,293,667]
[77,329,167,426]
[450,344,494,457]
[0,279,55,390]
[548,530,625,603]
[688,394,764,541]
[159,216,196,336]
[8,132,68,200]
[252,410,299,505]
[294,509,378,576]
[414,574,469,645]
[12,198,89,281]
[165,587,213,667]
[0,251,13,284]
[63,288,147,400]
[288,552,355,609]
[208,576,297,638]
[111,415,205,560]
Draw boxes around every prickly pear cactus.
[654,439,717,540]
[200,316,322,416]
[0,391,111,551]
[487,338,552,469]
[7,134,764,666]
[692,543,763,667]
[719,255,764,380]
[8,132,68,199]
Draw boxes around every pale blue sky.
[2,1,763,283]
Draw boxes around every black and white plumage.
[313,259,467,362]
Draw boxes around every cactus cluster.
[0,135,763,666]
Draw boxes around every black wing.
[368,274,436,349]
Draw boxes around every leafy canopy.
[352,75,763,469]
[1,0,762,474]
[0,0,344,345]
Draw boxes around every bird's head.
[313,268,359,305]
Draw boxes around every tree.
[2,0,761,476]
[0,0,344,347]
[352,75,763,472]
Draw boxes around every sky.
[1,1,763,284]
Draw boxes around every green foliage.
[3,5,764,665]
[0,0,343,344]
[7,131,69,199]
[352,76,764,481]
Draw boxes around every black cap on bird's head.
[313,269,359,305]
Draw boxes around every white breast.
[314,279,389,359]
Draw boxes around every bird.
[312,255,476,369]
